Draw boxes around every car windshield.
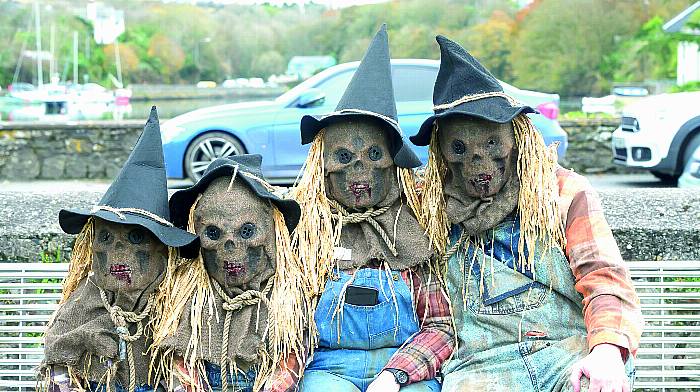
[274,65,354,104]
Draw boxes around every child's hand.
[367,371,400,392]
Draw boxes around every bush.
[670,81,700,93]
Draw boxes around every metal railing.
[0,263,67,391]
[0,261,699,391]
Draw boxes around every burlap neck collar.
[330,187,433,271]
[443,171,520,237]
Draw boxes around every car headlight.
[161,123,185,144]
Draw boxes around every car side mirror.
[297,89,325,108]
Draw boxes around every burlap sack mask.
[43,218,167,387]
[438,116,519,235]
[172,177,276,369]
[322,118,431,270]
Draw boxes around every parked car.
[161,59,568,183]
[679,144,700,188]
[611,91,700,182]
[196,81,217,88]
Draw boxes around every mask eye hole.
[336,148,353,164]
[128,229,145,245]
[368,145,383,161]
[240,223,256,239]
[99,230,113,244]
[205,225,221,241]
[452,139,466,155]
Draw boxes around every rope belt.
[210,278,273,392]
[328,199,398,257]
[99,288,155,392]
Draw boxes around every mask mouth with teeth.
[322,117,395,210]
[90,218,167,304]
[194,177,276,295]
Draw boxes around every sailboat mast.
[34,1,43,86]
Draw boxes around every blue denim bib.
[306,267,419,390]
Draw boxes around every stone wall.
[559,118,640,174]
[0,121,144,180]
[1,188,698,263]
[0,117,635,180]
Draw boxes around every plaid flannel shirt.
[556,167,643,357]
[264,265,455,391]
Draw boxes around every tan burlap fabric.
[331,179,433,271]
[42,277,156,388]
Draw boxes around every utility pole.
[34,2,43,86]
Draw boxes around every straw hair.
[421,113,566,273]
[59,217,95,304]
[150,175,307,391]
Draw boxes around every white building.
[664,1,700,86]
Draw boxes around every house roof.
[664,1,700,33]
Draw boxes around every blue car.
[161,59,568,183]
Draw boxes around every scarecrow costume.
[411,36,644,392]
[40,107,199,392]
[150,155,306,392]
[277,25,454,392]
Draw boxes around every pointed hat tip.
[148,106,159,123]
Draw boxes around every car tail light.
[536,102,559,120]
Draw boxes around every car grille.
[613,147,627,162]
[621,116,640,132]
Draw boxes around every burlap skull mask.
[194,177,276,295]
[323,118,397,210]
[91,218,168,306]
[438,116,520,235]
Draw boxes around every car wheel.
[682,132,700,169]
[650,170,679,183]
[184,132,245,181]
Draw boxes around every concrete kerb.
[1,188,698,263]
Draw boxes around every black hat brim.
[169,163,301,234]
[58,208,200,259]
[411,96,537,146]
[301,111,422,169]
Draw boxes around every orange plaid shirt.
[556,167,643,357]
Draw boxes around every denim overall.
[441,218,635,392]
[203,362,257,392]
[300,268,441,392]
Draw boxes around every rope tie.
[433,91,523,112]
[211,278,273,392]
[328,199,398,257]
[90,205,174,227]
[442,229,468,264]
[99,288,155,392]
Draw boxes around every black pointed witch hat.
[410,35,537,146]
[58,107,200,258]
[169,154,301,233]
[299,23,421,168]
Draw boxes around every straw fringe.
[59,218,95,305]
[419,123,450,255]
